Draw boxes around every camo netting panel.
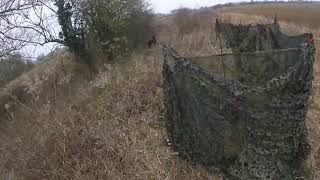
[163,46,314,179]
[216,21,310,52]
[189,49,301,87]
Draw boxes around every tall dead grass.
[217,12,320,37]
[173,8,215,37]
[155,8,220,57]
[219,3,320,29]
[2,4,320,180]
[0,49,222,179]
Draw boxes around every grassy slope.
[1,2,320,179]
[219,3,320,29]
[0,48,222,179]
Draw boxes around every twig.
[9,95,33,112]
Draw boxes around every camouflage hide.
[216,20,311,53]
[163,42,315,179]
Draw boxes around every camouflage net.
[163,23,315,179]
[215,19,311,52]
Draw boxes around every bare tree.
[0,0,61,58]
[0,0,151,64]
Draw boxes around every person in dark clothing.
[147,35,157,48]
[152,35,157,46]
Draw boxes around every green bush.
[55,0,152,71]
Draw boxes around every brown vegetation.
[1,3,320,180]
[172,8,214,36]
[0,49,223,179]
[219,3,320,29]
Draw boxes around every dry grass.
[172,8,216,39]
[2,3,320,180]
[308,41,320,178]
[0,49,222,179]
[219,3,320,29]
[154,9,219,57]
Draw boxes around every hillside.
[0,48,224,179]
[218,2,320,29]
[1,2,320,179]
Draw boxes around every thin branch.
[0,0,61,57]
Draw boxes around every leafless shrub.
[172,8,216,37]
[0,53,34,88]
[173,8,201,36]
[0,0,60,58]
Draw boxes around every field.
[1,2,320,180]
[219,2,320,29]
